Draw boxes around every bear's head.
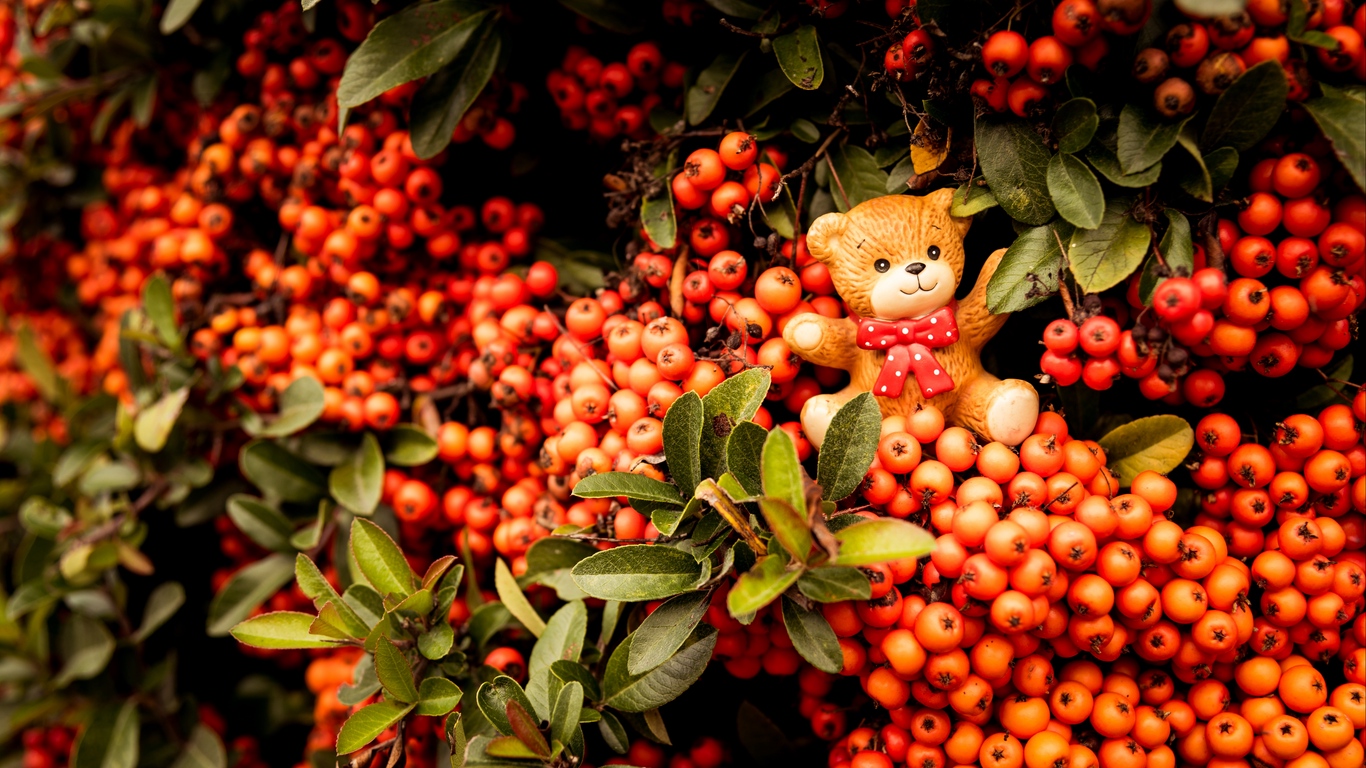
[805,188,972,321]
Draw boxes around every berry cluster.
[603,736,730,768]
[15,726,74,768]
[670,131,786,228]
[546,43,686,142]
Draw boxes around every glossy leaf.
[760,428,806,525]
[133,581,185,643]
[601,627,718,712]
[1047,153,1104,230]
[410,20,500,159]
[1086,142,1163,188]
[159,0,202,34]
[781,596,842,673]
[627,591,711,675]
[797,566,872,603]
[662,390,702,497]
[1200,61,1288,152]
[727,554,801,616]
[415,677,463,716]
[700,368,771,480]
[527,600,588,718]
[330,433,384,516]
[54,614,115,687]
[375,637,419,703]
[571,545,703,602]
[1097,415,1194,486]
[986,222,1070,313]
[350,518,417,599]
[831,519,934,566]
[245,376,324,438]
[550,681,584,749]
[495,558,545,637]
[1303,85,1366,192]
[1053,98,1098,154]
[134,387,189,453]
[477,676,537,736]
[336,4,493,108]
[240,440,326,503]
[230,611,339,649]
[641,185,678,251]
[72,701,139,768]
[571,472,681,505]
[773,26,823,90]
[975,115,1055,226]
[815,393,881,501]
[207,553,296,636]
[1068,199,1152,293]
[169,725,225,768]
[686,52,745,125]
[226,495,294,552]
[336,701,414,754]
[142,275,181,350]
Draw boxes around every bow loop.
[854,306,958,399]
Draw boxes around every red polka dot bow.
[855,305,958,399]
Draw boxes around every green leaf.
[1053,98,1098,154]
[330,433,384,515]
[757,496,811,566]
[53,440,106,487]
[336,701,414,754]
[760,429,810,561]
[628,591,711,675]
[419,623,455,660]
[746,68,796,118]
[230,611,338,649]
[727,554,801,616]
[780,596,842,673]
[1304,86,1366,192]
[54,614,115,687]
[641,186,677,251]
[1098,415,1194,487]
[700,368,771,480]
[1200,61,1288,152]
[142,275,181,350]
[1086,142,1162,188]
[1296,355,1353,410]
[1141,210,1195,304]
[495,558,545,637]
[207,553,295,636]
[446,712,467,768]
[571,545,703,602]
[832,518,934,566]
[351,518,416,599]
[484,736,540,759]
[1172,133,1214,202]
[986,222,1071,313]
[416,677,462,716]
[1047,153,1105,230]
[797,566,871,603]
[477,676,536,736]
[505,698,550,758]
[686,52,745,125]
[951,182,998,217]
[72,701,139,768]
[726,421,767,497]
[1205,146,1240,191]
[525,538,597,577]
[602,626,717,712]
[19,497,71,538]
[828,145,890,213]
[170,725,226,768]
[1173,0,1243,14]
[240,440,326,503]
[1117,105,1190,174]
[134,387,189,453]
[975,115,1055,226]
[551,660,601,702]
[226,495,294,552]
[527,600,588,719]
[375,638,419,703]
[662,390,702,496]
[410,20,500,159]
[773,26,822,90]
[598,711,629,754]
[16,325,62,403]
[557,0,645,33]
[132,581,185,643]
[159,0,202,33]
[550,681,584,749]
[1068,199,1152,293]
[705,0,764,18]
[571,472,681,505]
[245,376,325,438]
[815,393,881,502]
[337,4,493,108]
[382,425,440,466]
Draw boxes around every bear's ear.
[927,187,971,239]
[806,211,848,264]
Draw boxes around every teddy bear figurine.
[782,189,1040,448]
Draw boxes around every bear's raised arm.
[957,247,1012,351]
[782,313,860,371]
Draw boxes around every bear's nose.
[905,262,926,275]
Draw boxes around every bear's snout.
[906,262,926,275]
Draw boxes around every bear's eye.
[874,259,890,273]
[928,245,941,260]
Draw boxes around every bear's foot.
[982,379,1039,446]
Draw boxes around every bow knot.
[855,306,958,399]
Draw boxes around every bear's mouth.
[898,276,939,296]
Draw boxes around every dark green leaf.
[704,0,764,18]
[382,425,440,466]
[975,115,1055,225]
[207,553,295,636]
[1141,210,1195,304]
[550,681,584,749]
[773,26,822,90]
[686,52,745,125]
[1053,98,1098,154]
[1086,142,1162,188]
[571,472,681,505]
[336,701,413,754]
[527,600,588,719]
[662,390,702,496]
[745,68,795,118]
[797,566,871,602]
[602,626,717,712]
[134,387,189,453]
[468,602,513,648]
[1172,133,1213,202]
[986,222,1071,313]
[761,426,805,515]
[780,596,842,673]
[828,145,889,213]
[725,420,767,497]
[494,558,545,637]
[337,4,493,108]
[15,325,62,403]
[701,368,771,480]
[230,611,338,649]
[886,156,916,194]
[571,545,703,602]
[524,538,597,577]
[1047,153,1104,230]
[1097,415,1194,486]
[627,591,711,675]
[330,433,384,515]
[1304,86,1366,192]
[1068,199,1152,293]
[557,0,644,33]
[815,393,881,501]
[1205,146,1239,191]
[1296,355,1353,410]
[415,677,462,716]
[375,638,419,703]
[351,518,416,598]
[54,614,115,687]
[1117,105,1190,174]
[240,440,326,503]
[246,376,324,438]
[736,701,796,766]
[410,21,500,159]
[170,724,226,768]
[446,712,467,768]
[831,518,934,566]
[226,495,294,552]
[142,275,181,350]
[641,185,677,251]
[727,554,800,616]
[52,440,106,488]
[419,623,455,660]
[950,182,998,217]
[133,581,185,643]
[552,660,601,701]
[72,701,138,768]
[477,676,536,736]
[1200,61,1288,152]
